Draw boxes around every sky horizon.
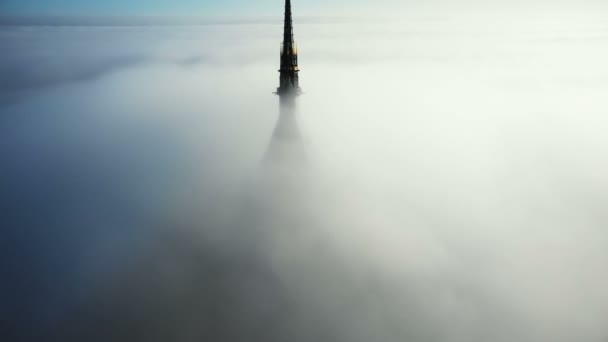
[2,0,607,17]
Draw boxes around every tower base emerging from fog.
[276,87,302,96]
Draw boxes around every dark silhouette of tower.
[266,0,305,165]
[277,0,301,95]
[265,0,305,165]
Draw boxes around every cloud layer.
[2,10,608,341]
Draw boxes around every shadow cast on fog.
[264,95,306,167]
[43,98,523,342]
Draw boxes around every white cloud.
[2,9,608,341]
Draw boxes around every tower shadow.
[263,95,306,168]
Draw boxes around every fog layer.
[2,9,608,342]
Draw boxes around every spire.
[283,0,294,50]
[277,0,301,95]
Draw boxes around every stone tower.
[277,0,301,96]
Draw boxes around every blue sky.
[1,0,604,18]
[0,0,258,15]
[0,0,280,15]
[0,0,366,16]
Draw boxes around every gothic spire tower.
[277,0,301,96]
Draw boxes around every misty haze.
[2,3,608,342]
